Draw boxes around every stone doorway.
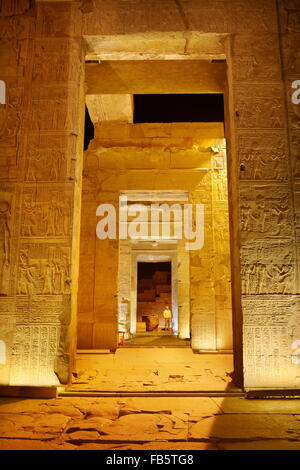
[120,247,190,348]
[136,261,172,334]
[76,37,240,387]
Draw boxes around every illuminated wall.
[0,0,299,389]
[77,122,233,352]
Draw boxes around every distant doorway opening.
[137,261,172,333]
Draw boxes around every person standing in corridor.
[163,305,172,331]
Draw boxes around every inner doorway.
[75,51,241,388]
[137,261,172,334]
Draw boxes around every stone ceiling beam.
[85,60,226,94]
[86,94,133,123]
[84,32,226,61]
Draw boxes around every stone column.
[1,1,85,386]
[228,0,299,389]
[0,1,35,385]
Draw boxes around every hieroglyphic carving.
[32,39,81,83]
[290,132,300,177]
[286,8,300,33]
[10,324,60,386]
[242,295,296,326]
[30,99,78,132]
[36,2,81,38]
[238,132,289,181]
[282,33,300,74]
[235,84,285,129]
[212,170,228,201]
[26,133,76,182]
[240,184,293,237]
[244,324,296,387]
[17,243,71,297]
[241,263,295,294]
[184,1,230,32]
[294,192,300,237]
[16,297,64,324]
[26,147,67,182]
[239,149,288,181]
[0,193,12,296]
[243,293,300,387]
[0,87,22,148]
[288,98,300,130]
[21,187,72,237]
[232,35,281,81]
[231,0,278,33]
[0,0,30,17]
[236,97,285,129]
[0,15,30,41]
[240,241,295,294]
[0,312,15,384]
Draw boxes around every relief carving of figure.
[0,200,11,295]
[270,197,290,236]
[26,148,42,181]
[252,195,267,233]
[18,253,37,298]
[272,265,293,293]
[243,264,257,294]
[49,150,65,180]
[54,255,70,294]
[22,198,42,236]
[42,202,56,236]
[41,260,55,294]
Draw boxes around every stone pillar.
[0,1,36,385]
[278,0,300,380]
[227,0,299,388]
[0,1,85,386]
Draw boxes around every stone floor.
[0,395,300,450]
[70,349,236,392]
[123,333,191,347]
[1,349,299,450]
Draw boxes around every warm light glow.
[0,340,6,365]
[0,80,5,104]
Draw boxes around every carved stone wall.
[230,0,300,388]
[80,0,299,388]
[77,122,232,352]
[0,1,84,386]
[79,0,300,389]
[0,0,299,390]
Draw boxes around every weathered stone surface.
[123,441,219,450]
[70,350,235,392]
[86,404,119,420]
[74,442,129,450]
[0,0,299,393]
[213,397,300,415]
[66,416,113,433]
[86,94,133,124]
[0,412,71,439]
[38,404,84,418]
[1,395,300,450]
[118,406,141,417]
[99,413,188,442]
[32,413,71,434]
[189,415,300,441]
[0,439,76,450]
[65,430,101,443]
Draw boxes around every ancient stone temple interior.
[0,0,300,452]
